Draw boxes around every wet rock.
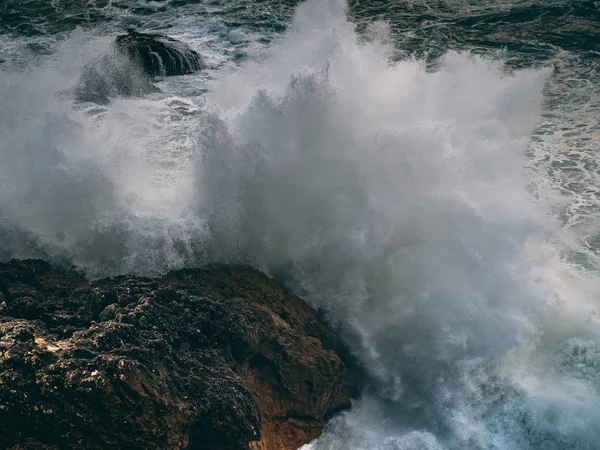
[72,31,204,104]
[115,30,205,77]
[0,260,360,450]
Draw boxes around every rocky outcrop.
[73,31,204,104]
[115,31,205,77]
[0,260,359,450]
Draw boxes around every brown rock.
[0,260,359,450]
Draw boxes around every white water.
[1,0,600,448]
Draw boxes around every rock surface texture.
[115,31,205,77]
[0,260,358,450]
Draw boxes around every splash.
[198,1,600,447]
[1,0,599,448]
[0,33,206,276]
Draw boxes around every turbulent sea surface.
[2,0,600,449]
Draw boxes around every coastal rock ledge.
[0,260,359,450]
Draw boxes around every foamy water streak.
[1,0,600,448]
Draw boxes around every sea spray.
[198,1,600,448]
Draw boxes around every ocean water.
[1,0,600,449]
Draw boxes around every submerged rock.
[0,260,359,450]
[115,30,205,77]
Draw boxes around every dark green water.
[3,0,600,56]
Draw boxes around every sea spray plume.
[198,0,552,375]
[0,34,205,276]
[74,49,159,104]
[193,0,600,447]
[0,42,117,263]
